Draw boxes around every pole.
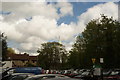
[100,58,104,80]
[101,63,103,80]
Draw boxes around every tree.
[69,15,120,68]
[37,42,68,70]
[7,47,16,54]
[0,32,8,61]
[68,35,85,69]
[82,15,120,68]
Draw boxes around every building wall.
[12,60,28,67]
[12,60,37,67]
[2,61,12,68]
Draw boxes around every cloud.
[14,15,77,51]
[77,2,118,33]
[2,2,73,23]
[0,15,4,21]
[55,2,73,17]
[2,2,59,22]
[0,2,118,55]
[0,21,23,42]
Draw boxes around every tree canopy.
[68,15,120,69]
[37,42,68,70]
[7,47,16,54]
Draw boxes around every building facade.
[7,53,37,67]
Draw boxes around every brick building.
[7,53,38,67]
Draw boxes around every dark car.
[73,70,93,80]
[2,68,16,78]
[103,69,112,77]
[104,69,120,80]
[24,74,70,80]
[2,73,34,80]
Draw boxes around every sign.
[92,58,96,63]
[100,58,104,63]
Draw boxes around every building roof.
[7,53,37,61]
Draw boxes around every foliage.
[7,47,16,54]
[25,62,36,67]
[69,15,120,69]
[37,42,68,70]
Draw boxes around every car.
[14,67,42,75]
[73,70,94,80]
[42,77,80,80]
[24,74,69,80]
[2,73,34,80]
[104,69,120,80]
[2,68,16,78]
[103,69,112,77]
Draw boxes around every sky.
[0,1,118,55]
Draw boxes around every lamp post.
[100,58,104,80]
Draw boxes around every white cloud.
[77,2,118,33]
[0,2,118,55]
[55,2,73,17]
[2,2,73,23]
[14,15,77,51]
[0,15,4,21]
[0,21,23,42]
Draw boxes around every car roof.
[26,74,67,79]
[44,77,77,80]
[11,73,34,76]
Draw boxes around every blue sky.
[1,2,104,25]
[0,2,118,55]
[57,2,104,25]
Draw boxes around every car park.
[73,70,93,80]
[42,77,80,80]
[103,69,112,77]
[2,73,34,80]
[104,69,120,80]
[24,74,70,80]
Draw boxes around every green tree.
[69,15,120,68]
[37,42,68,70]
[7,47,16,54]
[68,35,85,69]
[82,15,120,68]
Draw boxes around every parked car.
[42,77,80,80]
[73,70,93,80]
[2,68,16,78]
[24,74,69,80]
[2,73,34,80]
[14,67,42,75]
[103,69,112,77]
[104,69,120,80]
